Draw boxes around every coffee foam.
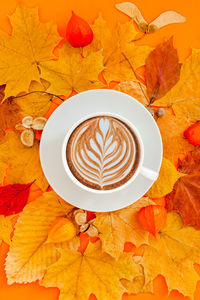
[66,116,140,190]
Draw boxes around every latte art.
[66,116,140,190]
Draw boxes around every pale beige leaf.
[0,215,13,245]
[5,191,74,284]
[149,11,186,33]
[142,212,200,297]
[41,241,143,300]
[114,81,149,105]
[116,2,148,32]
[94,197,154,259]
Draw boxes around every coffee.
[66,116,140,190]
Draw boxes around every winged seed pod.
[32,117,47,130]
[116,2,186,33]
[20,129,34,147]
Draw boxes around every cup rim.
[61,111,144,194]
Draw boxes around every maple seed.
[75,212,87,225]
[21,129,34,147]
[32,117,47,130]
[156,108,166,118]
[22,116,33,128]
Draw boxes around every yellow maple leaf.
[148,158,184,198]
[40,240,143,300]
[114,81,149,105]
[40,44,104,97]
[15,79,51,118]
[154,51,200,122]
[0,5,61,98]
[83,15,152,83]
[94,197,154,259]
[0,131,48,191]
[142,212,200,297]
[0,161,7,185]
[157,110,194,162]
[5,191,75,284]
[0,215,13,246]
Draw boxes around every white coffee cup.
[61,112,158,194]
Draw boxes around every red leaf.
[184,121,200,146]
[166,175,200,228]
[178,147,200,174]
[138,205,167,236]
[167,147,200,229]
[145,37,181,103]
[66,12,93,48]
[0,182,33,216]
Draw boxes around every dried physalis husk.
[32,117,47,130]
[116,2,186,33]
[75,211,87,225]
[22,116,33,128]
[87,224,98,237]
[116,2,148,32]
[20,129,34,147]
[46,217,76,243]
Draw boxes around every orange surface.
[0,0,200,299]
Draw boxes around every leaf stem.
[121,52,149,105]
[11,91,65,101]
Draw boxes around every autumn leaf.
[14,80,52,118]
[178,147,200,174]
[0,5,61,99]
[142,212,200,297]
[83,15,152,83]
[94,197,154,259]
[40,241,143,300]
[147,158,184,198]
[39,43,104,97]
[0,131,48,191]
[0,162,7,185]
[145,37,181,103]
[0,98,20,139]
[0,182,34,216]
[5,191,75,284]
[0,215,13,246]
[114,81,149,105]
[166,148,200,229]
[157,109,194,161]
[154,50,200,123]
[184,121,200,146]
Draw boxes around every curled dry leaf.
[20,129,34,147]
[142,212,200,297]
[32,117,47,130]
[116,2,186,33]
[22,116,33,128]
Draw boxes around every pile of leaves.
[0,2,200,300]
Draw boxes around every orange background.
[0,0,200,299]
